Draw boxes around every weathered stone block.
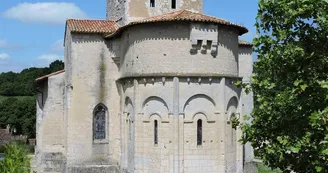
[68,165,120,173]
[244,162,259,173]
[42,152,66,172]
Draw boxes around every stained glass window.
[94,104,106,140]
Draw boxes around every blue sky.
[0,0,258,73]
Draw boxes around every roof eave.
[35,69,65,82]
[105,20,248,39]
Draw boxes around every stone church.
[34,0,254,172]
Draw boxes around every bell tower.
[107,0,203,26]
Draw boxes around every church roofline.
[105,10,248,38]
[65,19,119,34]
[63,10,248,40]
[35,69,65,82]
[238,40,253,47]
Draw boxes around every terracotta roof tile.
[35,69,65,81]
[238,40,253,47]
[106,10,248,38]
[132,10,248,33]
[66,19,119,34]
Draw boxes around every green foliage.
[49,60,65,73]
[242,0,328,172]
[231,116,240,130]
[0,60,64,96]
[0,142,30,173]
[0,97,35,138]
[0,60,63,138]
[0,145,5,153]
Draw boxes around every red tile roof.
[35,69,65,81]
[105,10,248,38]
[133,10,248,34]
[65,10,248,37]
[66,19,119,34]
[238,40,253,47]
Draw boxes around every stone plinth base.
[68,165,120,173]
[244,162,258,173]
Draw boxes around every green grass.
[0,96,33,103]
[257,163,282,173]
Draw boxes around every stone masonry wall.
[120,22,239,78]
[36,73,66,173]
[107,0,203,25]
[65,34,121,170]
[106,0,127,25]
[120,77,242,173]
[238,46,255,165]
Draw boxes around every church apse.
[36,0,254,172]
[118,76,244,172]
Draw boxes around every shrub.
[0,145,5,153]
[0,142,30,173]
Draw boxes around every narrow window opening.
[197,119,202,146]
[150,0,155,7]
[129,120,132,140]
[196,40,203,50]
[207,40,213,49]
[154,120,158,145]
[230,114,236,145]
[171,0,176,9]
[93,104,107,140]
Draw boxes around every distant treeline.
[0,97,36,138]
[0,60,64,96]
[0,60,64,138]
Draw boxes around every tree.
[0,60,64,96]
[0,97,36,138]
[0,60,64,139]
[49,60,64,73]
[242,0,328,172]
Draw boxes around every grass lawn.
[257,163,282,173]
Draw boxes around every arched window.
[93,104,107,140]
[197,119,202,146]
[154,120,158,145]
[171,0,176,9]
[150,0,155,7]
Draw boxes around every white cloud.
[0,53,10,59]
[2,2,88,25]
[0,39,23,50]
[0,40,6,48]
[51,39,64,52]
[0,61,26,73]
[0,53,11,71]
[37,54,63,61]
[34,54,63,68]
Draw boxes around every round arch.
[142,96,168,110]
[226,96,238,111]
[183,94,216,112]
